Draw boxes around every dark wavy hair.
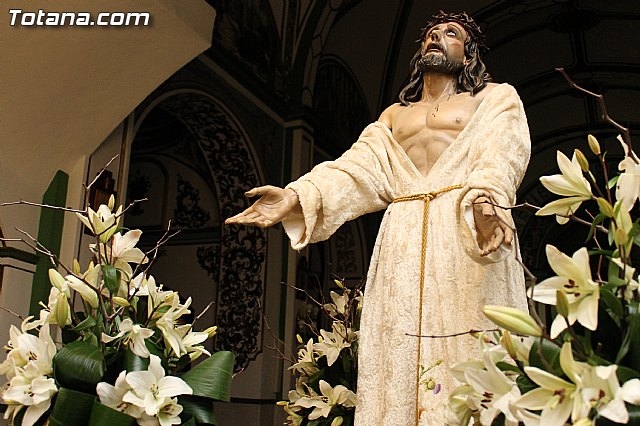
[399,11,492,105]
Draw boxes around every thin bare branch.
[0,200,85,213]
[193,301,215,326]
[257,298,296,363]
[0,305,25,320]
[284,283,324,308]
[406,328,499,339]
[13,228,59,267]
[85,155,119,191]
[556,67,633,153]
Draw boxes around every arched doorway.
[126,90,267,371]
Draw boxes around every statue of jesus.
[226,11,531,425]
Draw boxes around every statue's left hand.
[473,196,513,256]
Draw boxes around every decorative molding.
[159,92,266,372]
[174,174,211,229]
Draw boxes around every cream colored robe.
[283,83,531,425]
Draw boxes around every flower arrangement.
[0,194,234,425]
[443,76,640,425]
[278,280,361,426]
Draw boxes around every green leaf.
[496,361,522,374]
[48,387,96,426]
[600,287,623,327]
[607,259,627,287]
[621,302,640,372]
[617,365,640,383]
[53,340,106,393]
[608,175,618,189]
[122,347,150,372]
[179,394,217,425]
[72,315,98,333]
[181,416,198,426]
[528,338,561,375]
[516,372,538,394]
[102,265,121,295]
[88,401,137,426]
[181,351,235,401]
[586,213,607,242]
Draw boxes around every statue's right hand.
[224,185,300,228]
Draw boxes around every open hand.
[225,185,300,228]
[473,196,513,256]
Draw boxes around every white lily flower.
[579,364,640,424]
[516,368,577,426]
[155,298,192,358]
[175,324,212,361]
[131,274,176,318]
[536,151,593,224]
[121,319,154,358]
[2,371,57,426]
[313,322,351,366]
[323,290,349,317]
[444,384,476,426]
[616,134,640,211]
[96,370,144,419]
[611,257,639,301]
[532,245,599,338]
[123,354,192,417]
[66,263,100,309]
[516,343,589,426]
[76,204,123,243]
[464,351,522,425]
[3,322,57,377]
[290,338,319,376]
[296,380,356,420]
[154,397,184,426]
[110,229,148,264]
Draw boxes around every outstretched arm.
[224,185,302,228]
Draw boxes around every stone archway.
[133,90,267,371]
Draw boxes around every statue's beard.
[417,53,463,75]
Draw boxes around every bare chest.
[389,94,484,176]
[392,95,480,144]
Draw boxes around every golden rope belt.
[391,184,463,425]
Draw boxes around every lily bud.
[112,297,130,307]
[556,290,569,318]
[54,292,70,326]
[204,326,218,337]
[597,197,614,218]
[331,417,344,426]
[73,259,81,275]
[108,194,115,210]
[296,334,303,344]
[500,330,518,360]
[574,149,589,172]
[334,279,346,290]
[614,227,628,248]
[482,305,542,337]
[587,134,601,155]
[48,268,66,291]
[276,400,288,407]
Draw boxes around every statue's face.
[418,21,467,74]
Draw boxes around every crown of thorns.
[419,10,488,52]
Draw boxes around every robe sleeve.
[456,84,532,263]
[282,124,395,250]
